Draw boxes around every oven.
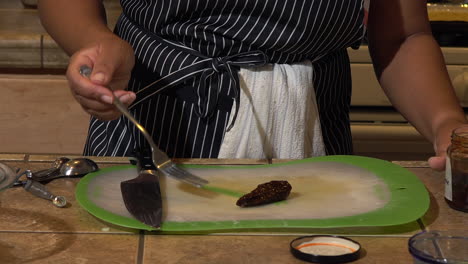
[349,3,468,160]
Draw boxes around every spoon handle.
[28,169,62,183]
[29,167,59,179]
[23,179,67,208]
[27,157,70,183]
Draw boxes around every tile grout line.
[136,230,145,264]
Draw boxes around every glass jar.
[445,126,468,212]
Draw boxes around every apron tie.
[130,50,268,131]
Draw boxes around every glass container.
[445,126,468,212]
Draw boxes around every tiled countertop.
[0,154,466,263]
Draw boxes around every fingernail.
[119,93,136,104]
[92,72,105,83]
[100,95,113,104]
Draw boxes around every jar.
[445,126,468,212]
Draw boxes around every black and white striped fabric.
[83,0,366,158]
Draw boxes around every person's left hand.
[428,121,467,171]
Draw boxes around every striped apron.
[83,0,366,158]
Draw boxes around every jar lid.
[290,235,361,263]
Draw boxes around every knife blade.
[121,149,163,229]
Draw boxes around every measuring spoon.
[29,158,99,183]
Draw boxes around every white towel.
[218,60,326,159]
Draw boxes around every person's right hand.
[66,34,136,120]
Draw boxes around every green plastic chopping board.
[75,155,430,231]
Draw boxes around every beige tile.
[0,33,41,68]
[26,155,131,165]
[0,177,136,234]
[5,157,131,173]
[0,160,30,173]
[41,35,68,69]
[0,232,139,264]
[410,168,444,198]
[144,235,304,264]
[411,168,468,231]
[0,10,45,35]
[392,160,429,168]
[28,154,85,162]
[0,5,121,69]
[0,5,121,35]
[144,235,413,264]
[352,236,414,264]
[0,160,137,234]
[0,153,26,161]
[0,75,89,154]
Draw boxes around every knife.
[121,149,163,229]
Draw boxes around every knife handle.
[133,148,157,171]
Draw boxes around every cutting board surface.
[76,156,429,231]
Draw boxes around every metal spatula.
[121,150,162,229]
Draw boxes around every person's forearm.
[38,0,114,55]
[373,33,466,141]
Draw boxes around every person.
[37,0,466,170]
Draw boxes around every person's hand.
[428,137,450,171]
[428,120,467,171]
[66,34,136,120]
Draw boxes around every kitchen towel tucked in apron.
[218,61,325,159]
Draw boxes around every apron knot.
[211,57,225,73]
[197,51,268,130]
[131,50,268,131]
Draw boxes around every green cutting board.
[75,155,430,231]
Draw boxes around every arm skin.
[37,0,136,120]
[38,0,111,55]
[367,0,467,170]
